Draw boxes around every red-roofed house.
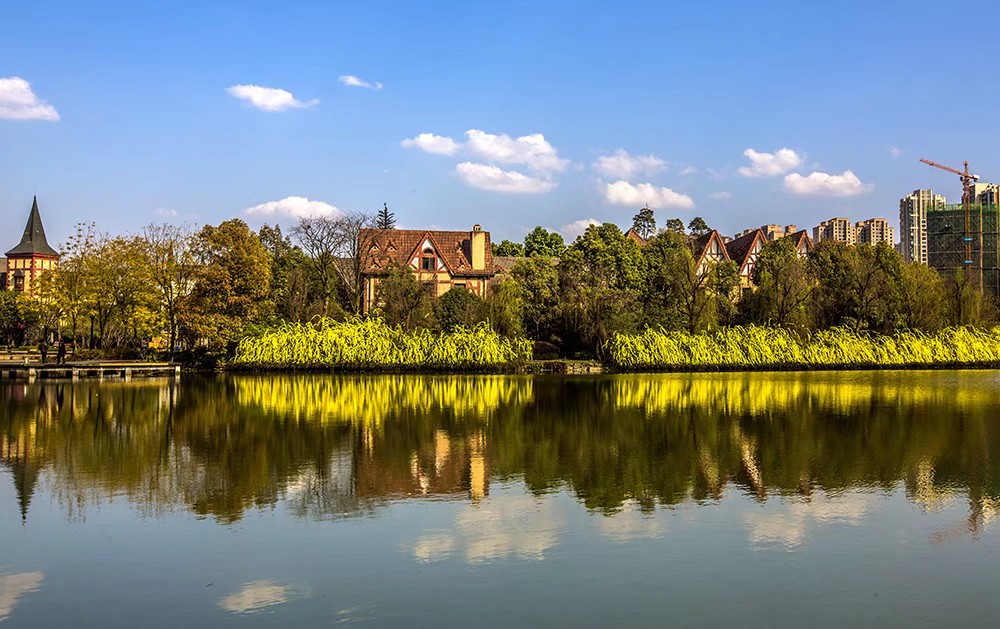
[358,225,495,314]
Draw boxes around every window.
[421,247,436,272]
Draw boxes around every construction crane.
[920,158,981,279]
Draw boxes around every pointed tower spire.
[6,196,59,257]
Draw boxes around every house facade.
[690,230,730,274]
[725,229,766,288]
[3,197,60,295]
[358,225,495,314]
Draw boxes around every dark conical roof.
[6,197,59,257]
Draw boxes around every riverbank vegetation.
[606,326,1000,370]
[233,317,532,370]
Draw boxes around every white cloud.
[889,146,901,158]
[738,148,803,177]
[155,208,179,217]
[464,129,567,172]
[338,75,383,90]
[679,166,699,176]
[226,84,318,112]
[560,218,601,241]
[592,149,666,179]
[401,133,460,155]
[244,196,342,219]
[783,170,874,197]
[604,181,695,210]
[709,192,732,201]
[455,162,556,194]
[0,77,60,121]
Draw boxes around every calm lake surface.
[2,371,999,627]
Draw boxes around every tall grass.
[606,326,1000,371]
[233,317,532,370]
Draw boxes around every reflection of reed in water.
[232,375,534,425]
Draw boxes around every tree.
[897,262,946,331]
[0,291,31,347]
[687,216,711,237]
[435,287,483,332]
[664,218,685,234]
[485,277,524,338]
[141,223,196,352]
[739,238,813,328]
[493,240,525,257]
[511,255,561,342]
[807,241,900,332]
[376,203,396,230]
[180,219,272,349]
[559,223,643,356]
[631,207,656,240]
[375,262,435,330]
[258,224,310,322]
[944,267,991,327]
[642,231,717,333]
[524,227,565,257]
[292,212,374,315]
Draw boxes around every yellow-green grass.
[234,317,532,370]
[606,326,1000,371]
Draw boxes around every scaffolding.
[927,202,1000,295]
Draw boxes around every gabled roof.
[783,229,813,252]
[624,227,648,246]
[725,229,764,269]
[6,197,59,257]
[688,230,731,267]
[358,228,494,277]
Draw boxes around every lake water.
[2,371,999,627]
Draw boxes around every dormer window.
[421,247,436,271]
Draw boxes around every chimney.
[471,225,485,270]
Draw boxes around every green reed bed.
[233,317,533,370]
[606,326,1000,371]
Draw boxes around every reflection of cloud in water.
[744,492,874,550]
[0,571,44,621]
[410,493,563,564]
[219,580,308,614]
[598,503,666,543]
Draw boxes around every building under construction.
[926,201,1000,295]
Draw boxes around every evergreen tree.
[687,216,711,237]
[376,203,396,230]
[631,206,656,239]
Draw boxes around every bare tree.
[293,211,374,315]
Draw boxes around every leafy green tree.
[375,262,435,330]
[259,224,310,322]
[511,255,561,342]
[485,276,524,338]
[664,218,685,234]
[739,238,812,328]
[180,219,272,349]
[559,223,643,356]
[141,224,196,352]
[897,262,946,331]
[524,227,565,257]
[0,291,31,347]
[808,241,900,332]
[631,206,656,240]
[642,231,717,333]
[687,216,711,237]
[375,203,395,230]
[713,259,741,326]
[943,267,995,327]
[435,286,484,332]
[493,240,525,257]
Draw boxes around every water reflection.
[0,572,43,622]
[2,372,999,545]
[219,580,308,615]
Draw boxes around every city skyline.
[3,1,1000,246]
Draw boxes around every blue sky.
[3,0,1000,247]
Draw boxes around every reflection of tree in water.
[2,372,999,527]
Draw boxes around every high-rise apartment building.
[856,218,895,247]
[899,189,944,264]
[813,218,857,244]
